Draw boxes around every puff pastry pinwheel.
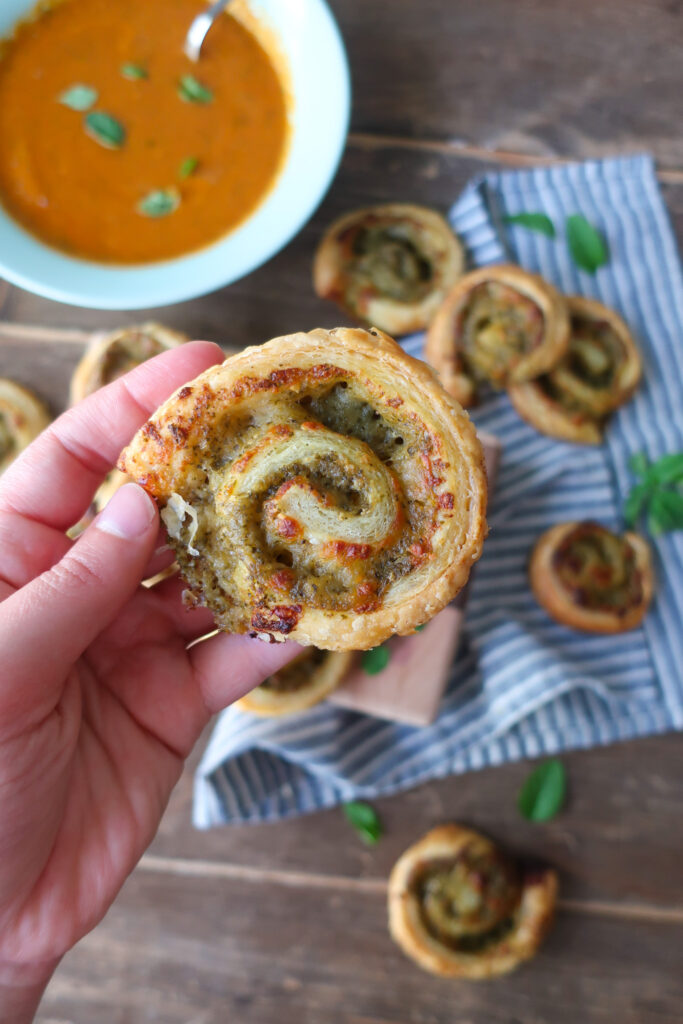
[237,648,353,716]
[313,204,464,335]
[0,378,50,475]
[70,322,188,404]
[119,327,487,650]
[425,265,570,405]
[529,521,654,633]
[508,296,641,444]
[388,825,557,979]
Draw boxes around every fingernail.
[97,483,156,540]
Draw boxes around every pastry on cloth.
[313,204,464,335]
[70,322,188,404]
[119,327,487,650]
[237,648,353,716]
[388,825,557,979]
[529,521,653,633]
[0,378,50,475]
[425,264,570,405]
[508,296,641,443]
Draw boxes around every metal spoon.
[184,0,232,62]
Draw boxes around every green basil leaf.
[343,801,382,845]
[84,111,126,149]
[518,759,566,822]
[648,489,683,534]
[623,481,652,528]
[178,156,199,179]
[178,74,213,104]
[647,453,683,486]
[414,623,426,633]
[58,84,98,111]
[503,212,556,238]
[121,62,148,81]
[137,188,180,218]
[361,646,390,675]
[628,452,650,478]
[566,215,609,273]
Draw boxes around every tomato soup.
[0,0,289,263]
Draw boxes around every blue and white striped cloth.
[194,154,683,827]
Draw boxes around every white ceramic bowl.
[0,0,350,309]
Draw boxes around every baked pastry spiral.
[120,327,487,650]
[529,521,654,633]
[425,265,570,405]
[388,825,557,979]
[313,204,464,335]
[70,322,188,404]
[0,378,51,475]
[508,296,641,443]
[237,648,353,716]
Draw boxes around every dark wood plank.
[1,146,682,341]
[149,732,683,908]
[36,865,683,1024]
[332,0,683,167]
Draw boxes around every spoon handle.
[184,0,232,61]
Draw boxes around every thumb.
[0,483,158,726]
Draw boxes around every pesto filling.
[347,224,433,304]
[413,848,521,953]
[538,316,625,415]
[554,523,642,613]
[100,334,166,386]
[459,281,544,387]
[0,413,16,463]
[260,649,326,692]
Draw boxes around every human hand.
[0,342,297,1022]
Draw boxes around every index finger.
[0,341,224,531]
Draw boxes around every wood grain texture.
[36,868,683,1024]
[332,0,683,167]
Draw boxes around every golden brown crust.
[313,204,464,335]
[425,264,570,405]
[0,378,51,475]
[529,521,654,633]
[508,296,641,444]
[119,327,488,650]
[70,322,189,405]
[237,649,353,716]
[388,825,558,979]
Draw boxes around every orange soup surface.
[0,0,289,263]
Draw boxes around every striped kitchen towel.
[194,154,683,826]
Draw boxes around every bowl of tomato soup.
[0,0,350,308]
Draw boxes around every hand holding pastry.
[0,343,299,1018]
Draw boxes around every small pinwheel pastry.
[313,204,464,335]
[425,265,570,405]
[0,378,51,475]
[120,327,487,650]
[508,296,641,443]
[70,322,188,404]
[237,648,353,716]
[388,825,557,979]
[529,521,654,633]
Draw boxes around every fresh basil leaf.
[648,489,683,534]
[647,453,683,486]
[566,215,609,273]
[84,111,126,149]
[628,452,650,478]
[179,156,199,179]
[121,62,148,81]
[137,188,180,218]
[623,481,652,528]
[414,623,426,633]
[178,74,213,104]
[518,759,566,822]
[503,212,556,238]
[58,84,98,111]
[362,646,390,675]
[343,801,382,845]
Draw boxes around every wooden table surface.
[1,1,681,1020]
